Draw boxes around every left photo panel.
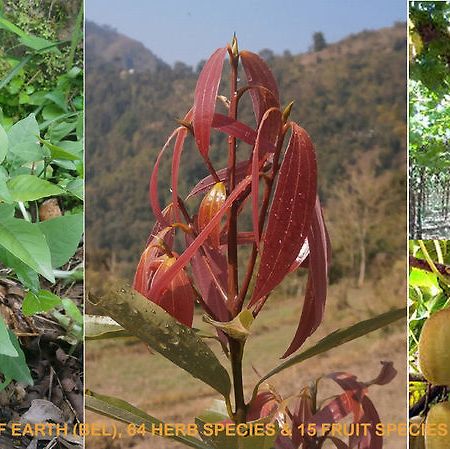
[0,1,84,448]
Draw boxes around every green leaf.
[0,123,7,163]
[85,391,210,449]
[19,35,58,52]
[22,290,62,316]
[38,214,83,268]
[0,216,54,282]
[0,169,13,203]
[0,315,18,357]
[0,327,33,390]
[0,203,14,217]
[255,307,406,389]
[61,298,83,326]
[38,137,81,161]
[66,178,83,200]
[93,286,231,397]
[85,315,131,340]
[7,175,62,202]
[7,114,42,163]
[0,16,25,37]
[0,247,40,292]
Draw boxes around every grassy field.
[85,262,407,449]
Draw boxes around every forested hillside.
[86,23,406,278]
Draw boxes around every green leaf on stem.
[0,323,33,390]
[92,285,231,397]
[22,290,62,316]
[255,307,406,389]
[0,216,54,282]
[85,390,210,449]
[6,114,42,163]
[38,214,83,268]
[0,247,40,292]
[0,316,18,358]
[8,175,62,202]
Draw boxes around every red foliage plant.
[132,37,395,448]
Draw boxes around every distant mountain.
[85,21,168,72]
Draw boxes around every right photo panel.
[409,2,450,449]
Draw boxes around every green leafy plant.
[0,2,83,390]
[87,37,405,449]
[409,2,450,239]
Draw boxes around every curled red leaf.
[240,50,280,123]
[133,230,195,327]
[250,123,317,306]
[282,197,329,358]
[150,127,188,226]
[149,255,195,327]
[251,107,282,244]
[171,109,193,221]
[193,47,227,157]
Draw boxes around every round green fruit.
[425,402,450,449]
[409,416,425,449]
[418,308,450,386]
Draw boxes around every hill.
[85,21,168,72]
[85,23,406,276]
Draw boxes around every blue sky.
[86,0,406,66]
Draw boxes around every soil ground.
[85,265,407,449]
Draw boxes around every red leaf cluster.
[134,41,330,357]
[273,362,397,449]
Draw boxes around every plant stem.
[227,49,239,312]
[229,337,247,424]
[18,202,31,222]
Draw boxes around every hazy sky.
[86,0,406,66]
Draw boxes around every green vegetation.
[0,0,83,390]
[409,1,450,238]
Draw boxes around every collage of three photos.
[0,1,449,448]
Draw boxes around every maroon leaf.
[240,50,280,123]
[350,397,382,449]
[212,113,258,146]
[246,390,280,422]
[133,229,195,327]
[171,109,193,220]
[251,107,282,244]
[249,123,317,306]
[187,160,250,199]
[365,361,397,387]
[149,254,195,327]
[193,47,227,157]
[146,203,175,248]
[282,197,329,358]
[150,127,187,225]
[189,237,229,322]
[133,228,172,294]
[151,176,252,297]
